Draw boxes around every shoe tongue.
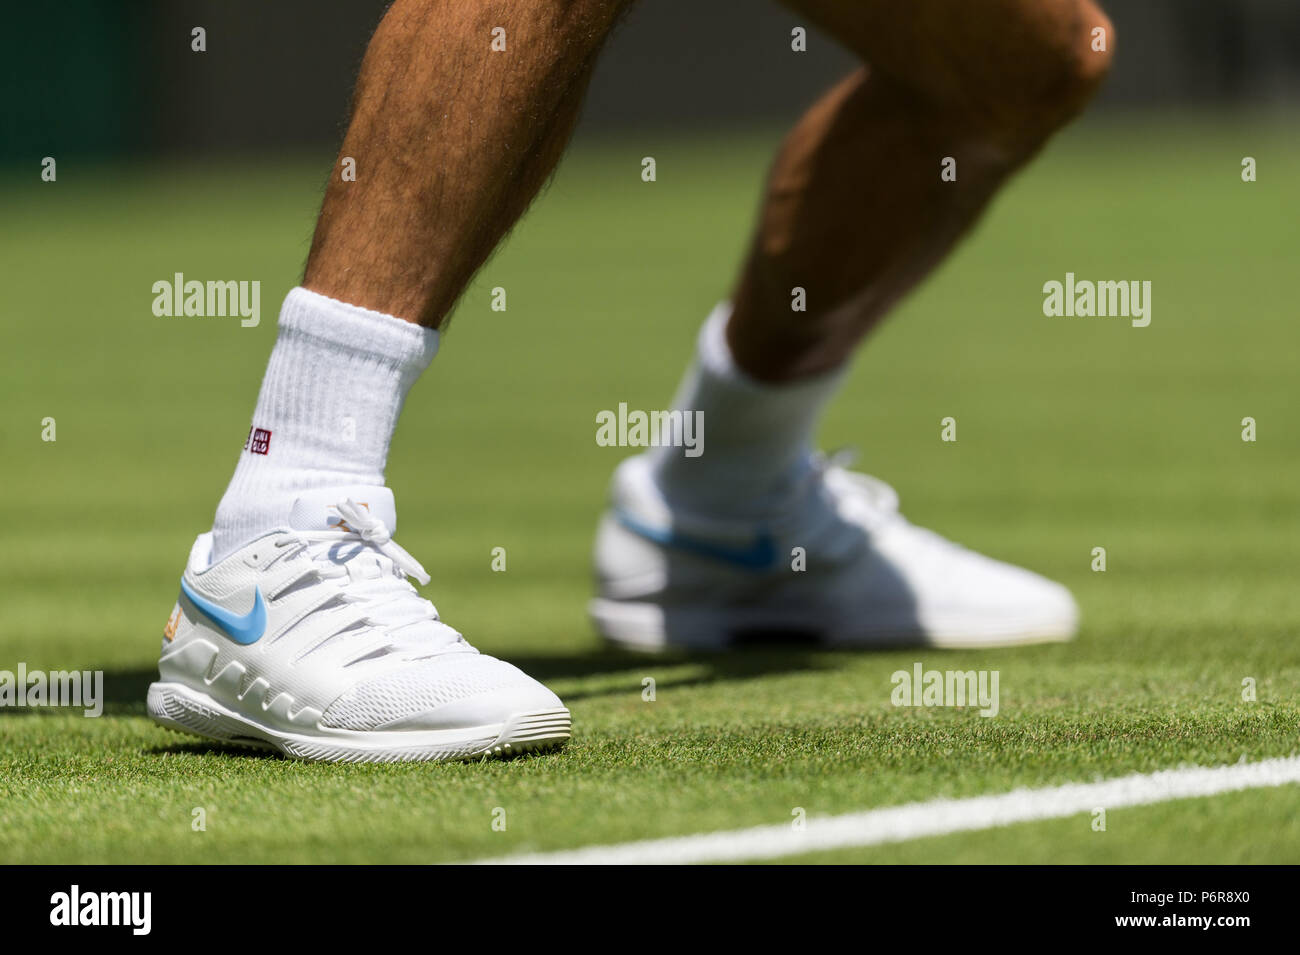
[289,486,397,532]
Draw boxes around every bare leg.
[729,0,1115,381]
[302,0,632,327]
[591,2,1111,652]
[210,0,632,556]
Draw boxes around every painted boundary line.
[476,755,1300,865]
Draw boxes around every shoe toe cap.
[925,556,1080,641]
[407,679,564,731]
[321,653,564,732]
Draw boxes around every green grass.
[1,115,1298,863]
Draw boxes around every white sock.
[649,303,846,518]
[210,288,439,562]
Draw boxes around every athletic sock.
[649,302,846,519]
[209,287,438,563]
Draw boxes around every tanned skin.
[304,0,630,326]
[728,0,1114,380]
[303,0,1113,382]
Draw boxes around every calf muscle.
[727,0,1114,381]
[304,0,632,327]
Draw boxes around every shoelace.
[815,449,970,563]
[332,500,431,585]
[272,499,461,652]
[810,448,902,532]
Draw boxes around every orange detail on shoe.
[330,502,370,534]
[163,606,182,642]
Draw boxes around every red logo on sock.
[247,427,272,455]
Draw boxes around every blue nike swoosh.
[179,577,267,645]
[614,510,779,570]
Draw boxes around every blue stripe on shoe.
[614,510,779,571]
[179,577,267,645]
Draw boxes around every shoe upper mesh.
[320,653,529,730]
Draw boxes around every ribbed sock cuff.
[281,287,440,382]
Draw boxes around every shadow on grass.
[503,641,837,701]
[150,738,280,760]
[21,637,837,716]
[0,667,154,718]
[5,641,837,759]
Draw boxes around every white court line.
[477,755,1300,865]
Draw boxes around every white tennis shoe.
[590,452,1078,651]
[149,486,569,762]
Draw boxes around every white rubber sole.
[589,598,1077,653]
[147,681,571,763]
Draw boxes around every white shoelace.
[331,500,431,585]
[815,451,972,564]
[272,499,463,653]
[810,449,903,533]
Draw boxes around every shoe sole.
[589,598,1077,653]
[147,681,571,763]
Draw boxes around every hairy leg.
[303,0,632,327]
[729,0,1114,381]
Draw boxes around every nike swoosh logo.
[179,577,267,645]
[614,510,779,570]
